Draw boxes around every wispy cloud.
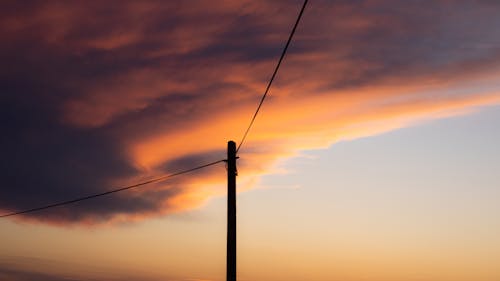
[0,255,167,281]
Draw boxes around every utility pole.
[227,141,237,281]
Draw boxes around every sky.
[0,0,499,280]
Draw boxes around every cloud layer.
[1,0,500,224]
[0,256,166,281]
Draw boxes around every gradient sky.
[1,1,500,280]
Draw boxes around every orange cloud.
[2,0,500,224]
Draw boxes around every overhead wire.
[1,0,309,219]
[0,159,225,218]
[236,0,309,153]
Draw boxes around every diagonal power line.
[0,159,225,218]
[236,0,309,153]
[1,1,309,219]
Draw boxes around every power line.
[0,159,225,218]
[236,0,309,153]
[1,1,309,219]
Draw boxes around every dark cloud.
[1,0,500,224]
[0,265,165,281]
[0,268,78,281]
[0,255,176,280]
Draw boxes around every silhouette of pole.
[227,141,237,281]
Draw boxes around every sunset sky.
[1,1,500,280]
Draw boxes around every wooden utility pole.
[227,141,237,281]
